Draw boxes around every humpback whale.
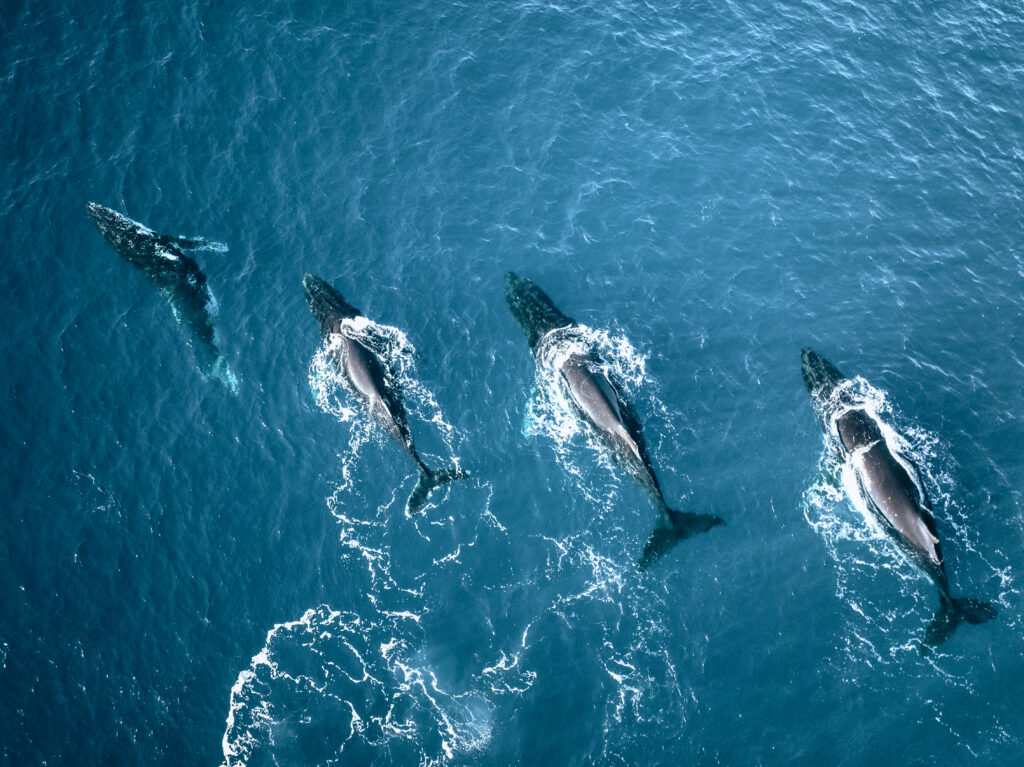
[801,348,996,650]
[86,202,236,390]
[303,274,467,515]
[505,272,722,568]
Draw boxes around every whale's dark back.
[504,272,575,351]
[801,347,847,404]
[303,274,361,336]
[87,202,217,349]
[87,202,190,282]
[86,202,145,260]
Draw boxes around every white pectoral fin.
[910,515,942,563]
[619,425,641,462]
[904,510,939,545]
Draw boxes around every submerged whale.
[303,274,467,515]
[505,272,722,569]
[86,202,235,389]
[801,348,996,650]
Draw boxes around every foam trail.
[484,530,698,762]
[220,605,493,766]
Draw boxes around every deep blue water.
[3,0,1024,763]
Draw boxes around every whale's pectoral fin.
[406,465,470,516]
[638,508,723,570]
[619,400,649,463]
[159,234,229,253]
[921,596,997,654]
[619,429,642,463]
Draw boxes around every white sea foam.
[497,531,697,762]
[308,318,455,445]
[219,605,493,766]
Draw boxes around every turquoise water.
[3,0,1024,763]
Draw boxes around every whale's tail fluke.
[406,465,469,516]
[210,356,240,395]
[921,595,996,652]
[638,508,723,570]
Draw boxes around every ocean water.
[3,0,1024,763]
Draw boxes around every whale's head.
[303,274,361,336]
[86,201,129,229]
[504,272,575,351]
[801,348,846,403]
[86,202,142,250]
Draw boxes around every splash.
[220,605,492,767]
[210,357,240,395]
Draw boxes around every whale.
[801,348,995,650]
[505,272,722,569]
[86,202,236,389]
[303,274,467,515]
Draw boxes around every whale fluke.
[921,596,997,653]
[210,356,240,394]
[407,465,470,516]
[639,509,724,570]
